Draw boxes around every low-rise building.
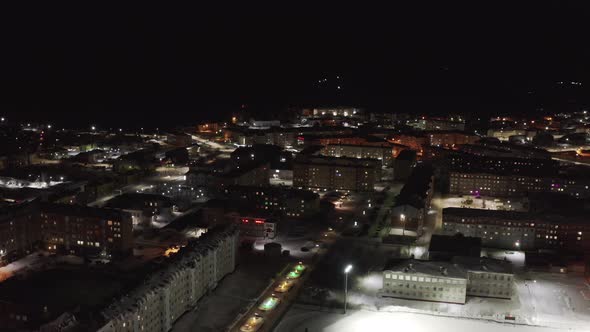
[428,234,481,261]
[105,193,174,227]
[381,257,513,304]
[452,256,514,299]
[382,260,468,304]
[166,133,193,147]
[235,216,276,240]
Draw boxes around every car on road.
[239,314,265,332]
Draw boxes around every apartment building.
[97,225,238,332]
[293,155,380,192]
[425,130,479,147]
[0,201,40,265]
[1,201,132,263]
[441,208,590,252]
[40,203,133,257]
[453,256,513,299]
[322,143,397,166]
[223,185,320,218]
[448,153,559,177]
[449,172,590,198]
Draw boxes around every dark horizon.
[1,3,590,126]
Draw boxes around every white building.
[97,225,238,332]
[381,257,514,304]
[452,256,514,299]
[382,260,467,304]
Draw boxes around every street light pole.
[344,264,353,314]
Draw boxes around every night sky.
[1,3,589,127]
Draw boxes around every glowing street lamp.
[344,264,353,314]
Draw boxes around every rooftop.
[41,203,129,220]
[451,256,513,274]
[384,259,467,279]
[294,154,380,167]
[429,234,482,254]
[105,193,173,209]
[395,164,433,208]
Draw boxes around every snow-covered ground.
[253,236,319,260]
[326,270,590,331]
[0,252,83,282]
[275,307,566,332]
[435,195,527,212]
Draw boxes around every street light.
[344,264,353,314]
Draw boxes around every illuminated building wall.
[441,208,590,252]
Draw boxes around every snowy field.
[297,238,590,331]
[435,195,527,212]
[313,270,590,331]
[274,307,567,332]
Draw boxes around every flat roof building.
[293,155,380,192]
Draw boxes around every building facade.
[381,258,513,304]
[382,261,468,304]
[40,203,133,257]
[0,201,41,265]
[322,143,396,166]
[223,185,320,218]
[441,208,590,252]
[293,155,379,192]
[97,225,238,332]
[449,172,590,198]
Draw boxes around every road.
[229,233,338,332]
